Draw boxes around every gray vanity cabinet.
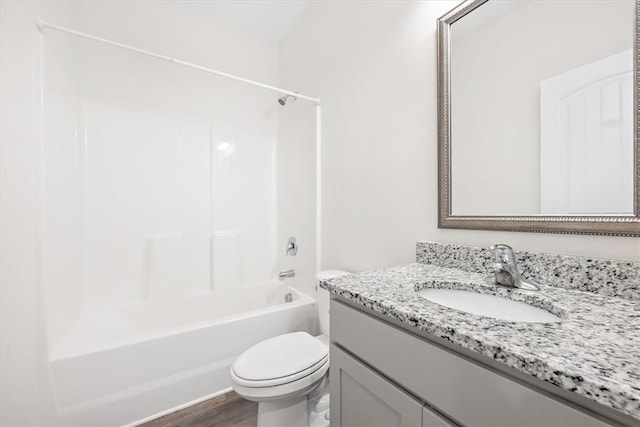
[330,299,615,427]
[330,345,452,427]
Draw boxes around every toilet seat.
[230,332,330,402]
[232,332,328,381]
[232,357,329,402]
[232,354,328,387]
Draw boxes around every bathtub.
[48,284,316,426]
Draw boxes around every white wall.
[1,3,77,424]
[279,0,640,275]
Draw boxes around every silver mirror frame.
[437,0,640,237]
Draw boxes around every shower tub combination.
[48,284,316,426]
[38,20,323,427]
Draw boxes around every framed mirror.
[438,0,640,236]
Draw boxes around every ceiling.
[179,1,313,43]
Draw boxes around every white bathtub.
[48,284,316,426]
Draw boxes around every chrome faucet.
[279,269,295,281]
[490,244,540,291]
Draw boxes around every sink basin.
[417,289,561,323]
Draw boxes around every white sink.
[417,289,561,323]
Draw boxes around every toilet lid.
[232,332,328,381]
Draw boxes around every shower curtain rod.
[36,20,321,105]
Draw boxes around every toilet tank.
[315,270,350,337]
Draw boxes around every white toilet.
[230,270,350,427]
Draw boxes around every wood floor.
[140,391,257,427]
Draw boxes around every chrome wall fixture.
[278,270,295,281]
[286,237,298,256]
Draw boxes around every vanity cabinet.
[329,299,615,427]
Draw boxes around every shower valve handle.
[286,237,297,256]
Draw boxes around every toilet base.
[257,395,308,427]
[309,391,330,427]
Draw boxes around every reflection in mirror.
[449,0,634,216]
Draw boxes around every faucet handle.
[286,236,297,256]
[491,244,516,265]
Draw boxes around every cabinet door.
[330,345,423,427]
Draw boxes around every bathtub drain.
[284,293,293,303]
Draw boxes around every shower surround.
[32,4,319,425]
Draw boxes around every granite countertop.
[320,263,640,421]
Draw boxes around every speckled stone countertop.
[320,263,640,421]
[416,242,640,301]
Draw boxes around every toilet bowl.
[230,270,350,427]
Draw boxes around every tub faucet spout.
[279,269,295,281]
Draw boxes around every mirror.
[438,0,640,236]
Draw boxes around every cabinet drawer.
[331,300,611,427]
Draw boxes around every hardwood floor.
[140,391,257,427]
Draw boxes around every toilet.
[230,270,350,427]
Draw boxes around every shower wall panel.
[43,32,278,353]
